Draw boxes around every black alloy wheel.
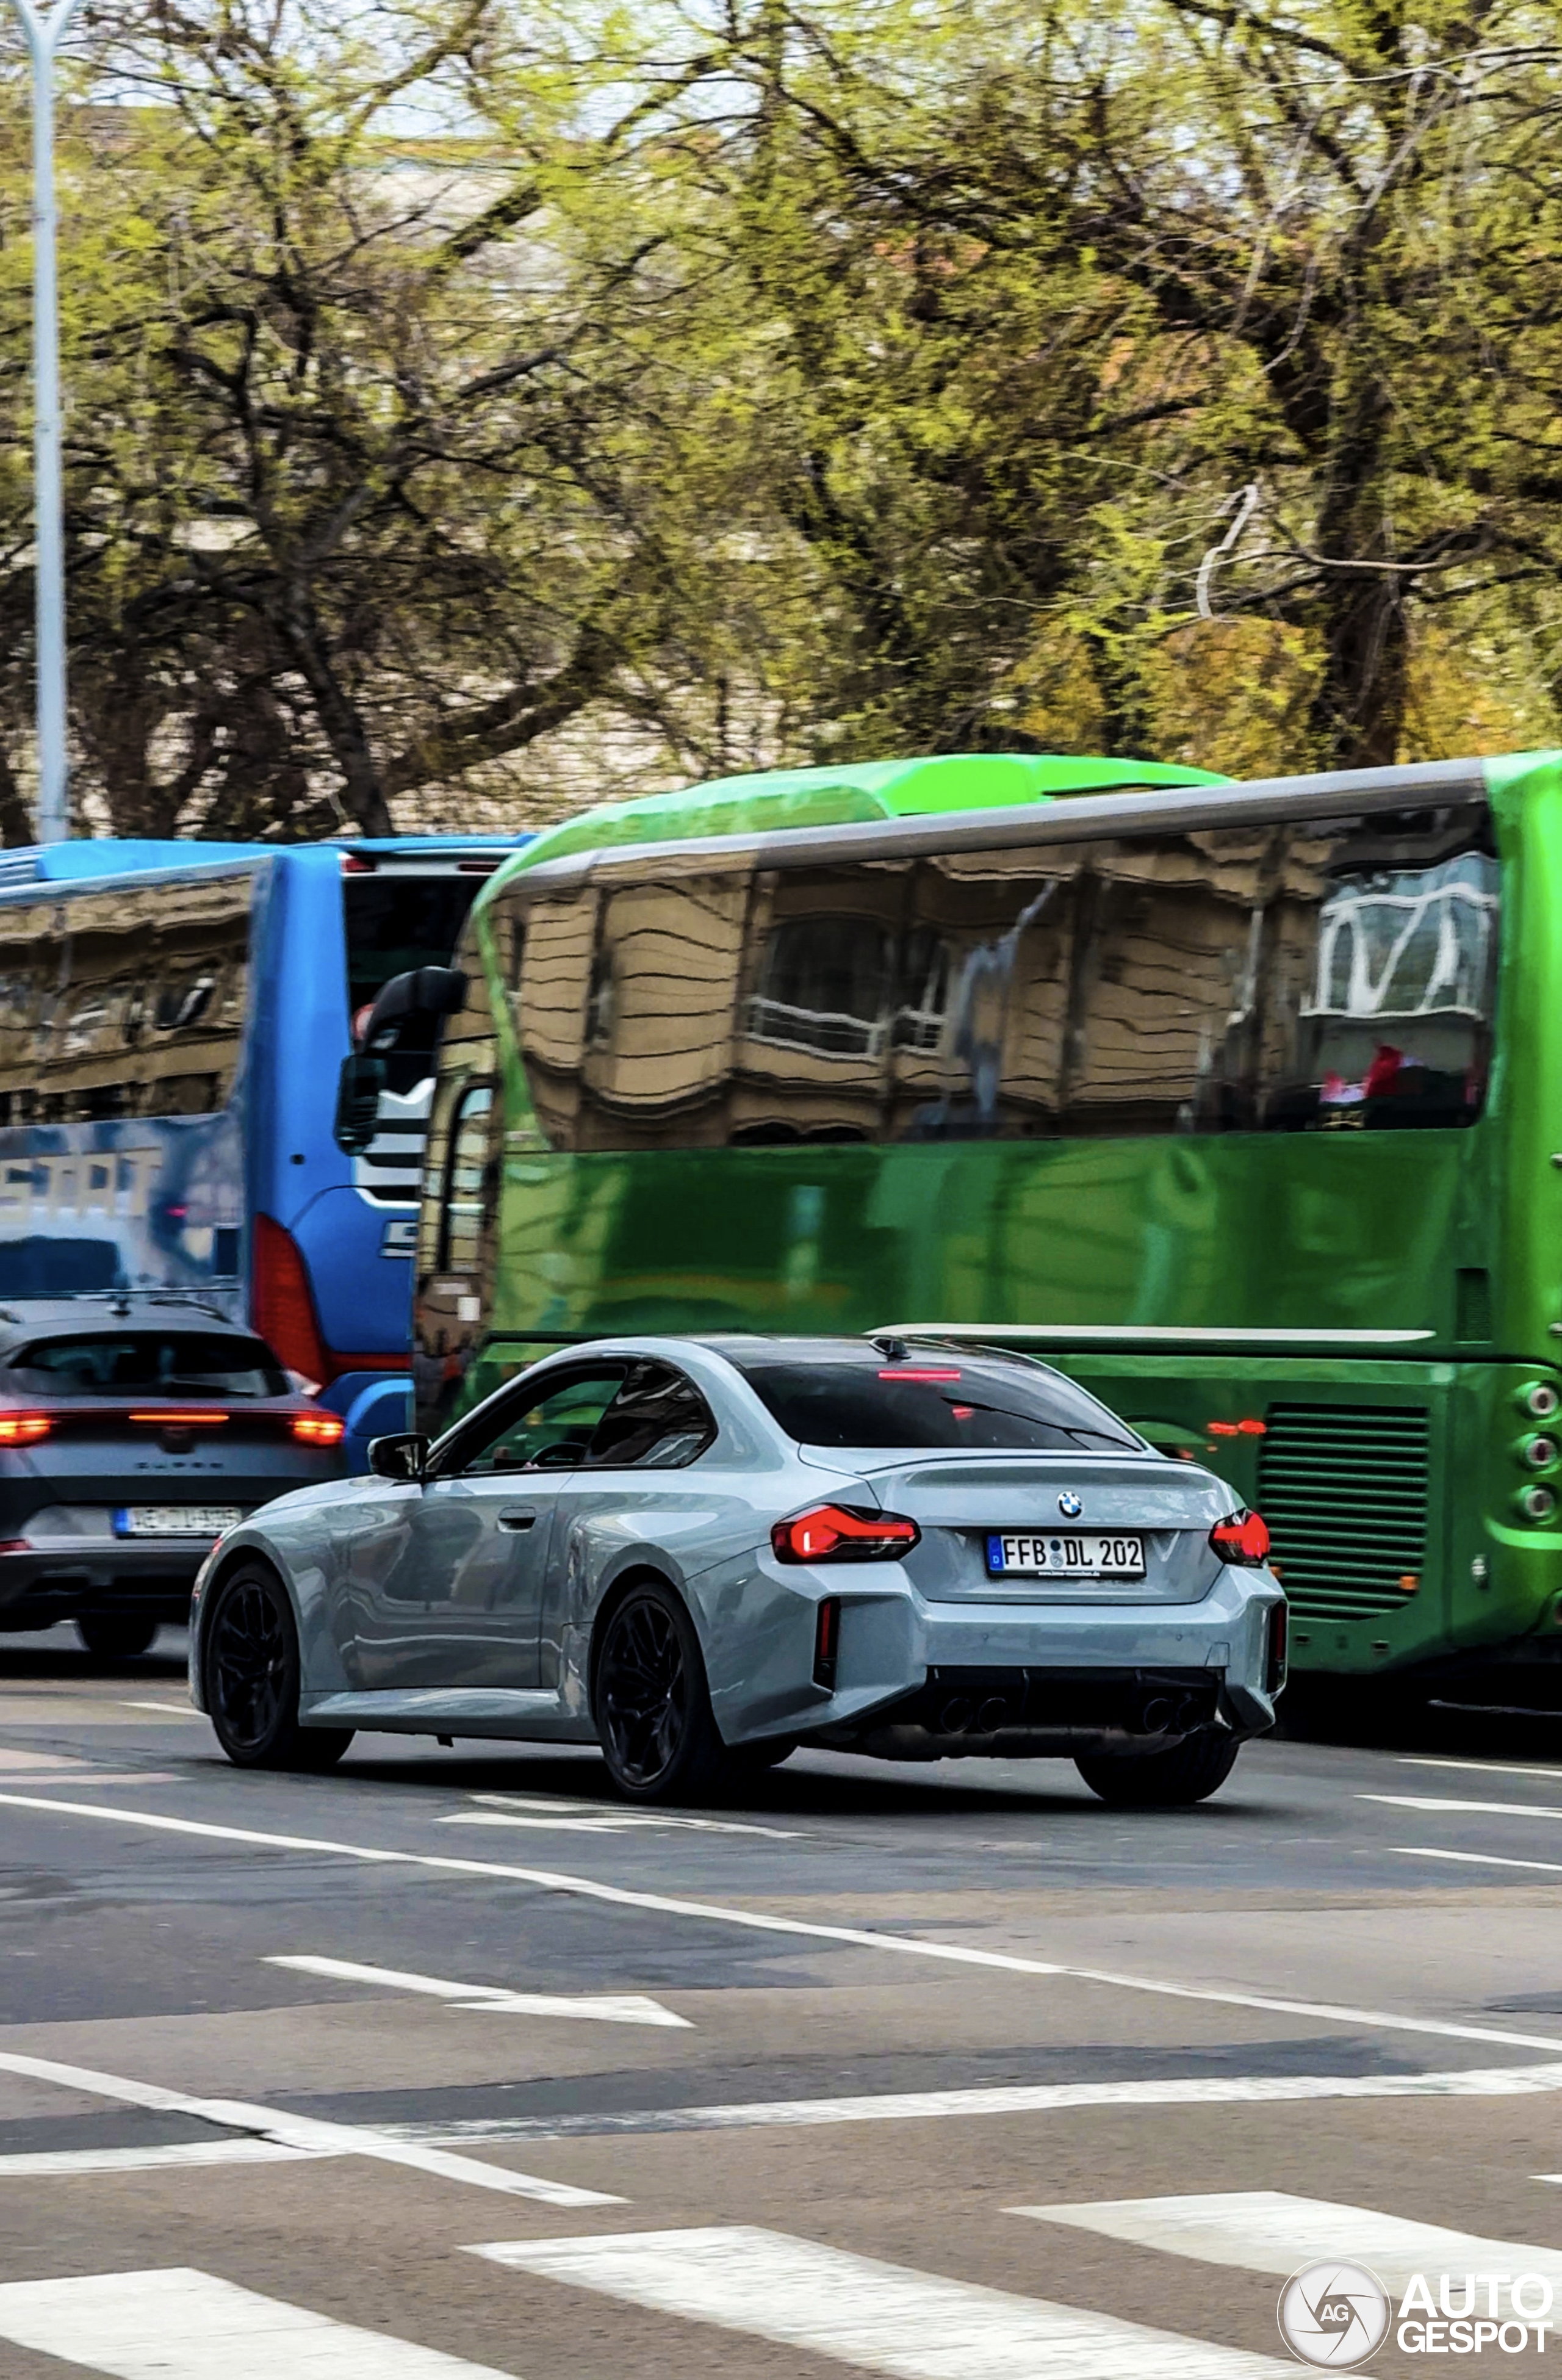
[76,1612,159,1661]
[594,1580,730,1805]
[1074,1732,1240,1808]
[204,1563,353,1772]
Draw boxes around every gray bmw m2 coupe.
[190,1335,1285,1801]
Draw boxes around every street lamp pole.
[10,0,84,844]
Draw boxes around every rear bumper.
[0,1540,207,1629]
[705,1559,1283,1754]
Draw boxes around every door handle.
[498,1509,537,1531]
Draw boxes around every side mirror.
[361,966,467,1050]
[334,1052,386,1154]
[368,1432,429,1484]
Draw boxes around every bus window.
[0,877,252,1124]
[491,800,1496,1153]
[344,874,483,1095]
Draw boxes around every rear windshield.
[735,1357,1141,1452]
[8,1333,289,1399]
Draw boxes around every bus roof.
[0,832,531,892]
[499,753,1229,879]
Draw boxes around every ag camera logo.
[1278,2263,1392,2367]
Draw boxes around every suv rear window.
[735,1355,1140,1452]
[9,1333,289,1399]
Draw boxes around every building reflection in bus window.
[493,802,1497,1152]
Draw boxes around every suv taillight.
[292,1412,345,1445]
[1210,1508,1271,1565]
[0,1412,50,1444]
[771,1504,920,1563]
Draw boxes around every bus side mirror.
[334,1052,386,1154]
[361,966,467,1050]
[368,1432,429,1484]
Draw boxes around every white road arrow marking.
[266,1952,691,2027]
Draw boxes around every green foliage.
[0,0,1560,835]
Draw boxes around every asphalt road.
[2,1629,1562,2377]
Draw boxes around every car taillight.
[292,1411,345,1446]
[253,1213,329,1384]
[1210,1507,1270,1565]
[0,1413,49,1445]
[771,1504,920,1563]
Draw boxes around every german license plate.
[114,1506,243,1538]
[987,1531,1145,1578]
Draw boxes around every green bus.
[412,747,1562,1703]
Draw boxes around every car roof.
[0,1298,262,1355]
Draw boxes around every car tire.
[76,1613,159,1660]
[1074,1733,1241,1808]
[203,1563,353,1773]
[593,1579,731,1805]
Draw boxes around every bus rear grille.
[1257,1405,1430,1621]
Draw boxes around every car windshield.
[734,1355,1142,1451]
[8,1332,289,1399]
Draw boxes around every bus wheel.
[1074,1734,1240,1808]
[76,1613,159,1660]
[593,1580,730,1805]
[204,1564,353,1773]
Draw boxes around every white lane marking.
[1364,1794,1562,1820]
[449,1807,804,1839]
[267,1953,690,2028]
[385,2059,1562,2143]
[9,1789,1562,2059]
[1402,1757,1562,1781]
[0,2140,317,2177]
[0,1750,89,1773]
[0,2266,522,2378]
[470,2224,1292,2378]
[1396,1846,1562,1876]
[119,1700,199,1717]
[0,2043,619,2208]
[1017,2190,1562,2310]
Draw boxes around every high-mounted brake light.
[340,852,376,873]
[0,1412,51,1444]
[130,1410,229,1428]
[771,1504,921,1563]
[1209,1507,1270,1565]
[878,1368,962,1382]
[292,1411,345,1446]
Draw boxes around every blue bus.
[0,834,527,1462]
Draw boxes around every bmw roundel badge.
[1058,1492,1084,1518]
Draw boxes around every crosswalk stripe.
[0,2267,519,2378]
[469,2223,1294,2377]
[1015,2190,1562,2309]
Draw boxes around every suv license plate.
[115,1506,243,1538]
[987,1531,1145,1578]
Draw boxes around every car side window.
[455,1367,627,1475]
[582,1363,716,1469]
